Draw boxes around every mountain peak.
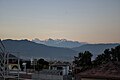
[32,38,86,48]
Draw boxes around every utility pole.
[0,39,6,80]
[15,52,20,80]
[6,52,9,79]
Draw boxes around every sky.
[0,0,120,43]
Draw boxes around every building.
[0,52,20,80]
[8,54,20,70]
[32,61,72,80]
[49,61,70,75]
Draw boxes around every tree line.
[73,45,120,71]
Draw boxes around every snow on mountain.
[32,38,87,48]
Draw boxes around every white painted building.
[49,62,70,75]
[32,62,72,80]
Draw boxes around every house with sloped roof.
[0,52,20,70]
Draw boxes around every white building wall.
[49,65,70,75]
[62,66,69,75]
[66,66,69,75]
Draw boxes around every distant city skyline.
[0,0,120,43]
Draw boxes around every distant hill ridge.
[72,43,120,59]
[1,39,119,61]
[2,39,77,61]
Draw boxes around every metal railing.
[0,39,20,80]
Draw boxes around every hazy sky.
[0,0,120,43]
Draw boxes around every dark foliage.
[73,51,93,71]
[35,58,49,71]
[93,45,120,67]
[73,45,120,72]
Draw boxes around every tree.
[93,54,105,66]
[83,51,93,66]
[35,58,49,71]
[93,45,120,67]
[115,45,120,61]
[111,45,120,61]
[73,51,93,71]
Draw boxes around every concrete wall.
[32,73,72,80]
[32,73,63,80]
[63,75,72,80]
[81,78,107,80]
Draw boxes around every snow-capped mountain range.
[32,38,87,48]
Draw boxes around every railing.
[0,39,20,80]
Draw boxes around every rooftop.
[77,61,120,79]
